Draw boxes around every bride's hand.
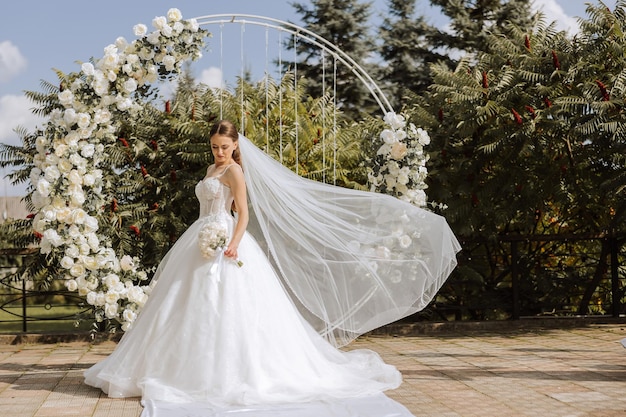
[224,244,238,260]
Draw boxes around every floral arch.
[29,9,431,330]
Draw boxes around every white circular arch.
[193,13,394,115]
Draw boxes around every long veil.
[239,134,461,347]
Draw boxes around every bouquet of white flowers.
[198,221,243,267]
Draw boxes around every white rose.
[116,96,132,111]
[76,113,91,129]
[42,207,56,222]
[69,208,87,224]
[384,112,406,130]
[136,271,148,281]
[172,21,184,35]
[167,8,182,22]
[120,255,135,272]
[93,79,109,96]
[68,225,81,239]
[93,108,111,125]
[122,308,137,323]
[105,302,119,319]
[80,143,95,158]
[54,144,69,157]
[417,128,431,145]
[36,178,51,197]
[187,18,199,32]
[65,279,78,292]
[161,25,173,37]
[70,190,86,207]
[43,229,64,247]
[63,109,78,126]
[82,256,99,270]
[133,23,148,36]
[78,286,90,296]
[104,273,120,288]
[57,158,73,173]
[81,62,95,76]
[40,240,52,255]
[55,206,71,223]
[122,78,137,93]
[87,278,99,290]
[127,286,146,305]
[86,291,97,306]
[115,36,128,50]
[79,243,91,256]
[43,166,60,182]
[60,256,75,269]
[69,153,85,168]
[58,90,74,107]
[152,15,167,30]
[380,129,397,145]
[162,55,176,71]
[104,291,119,305]
[87,233,100,251]
[66,245,80,258]
[70,263,86,277]
[147,31,161,45]
[101,45,119,69]
[95,292,106,307]
[35,135,47,153]
[82,173,95,187]
[83,216,99,233]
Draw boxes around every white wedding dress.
[84,166,416,417]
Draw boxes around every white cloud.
[0,94,44,146]
[199,67,224,89]
[0,41,27,83]
[532,0,580,34]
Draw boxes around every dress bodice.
[195,173,234,221]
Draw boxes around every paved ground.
[0,322,625,417]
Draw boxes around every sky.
[0,0,617,196]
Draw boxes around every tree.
[289,0,378,118]
[426,0,535,56]
[378,0,452,107]
[405,1,626,318]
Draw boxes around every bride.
[84,119,461,416]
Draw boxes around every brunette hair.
[209,120,241,166]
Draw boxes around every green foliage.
[404,0,626,319]
[289,0,379,118]
[378,0,454,104]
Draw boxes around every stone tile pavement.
[0,321,625,416]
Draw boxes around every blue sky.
[0,0,616,195]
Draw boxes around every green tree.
[426,0,535,56]
[289,0,378,118]
[378,0,451,107]
[406,1,626,318]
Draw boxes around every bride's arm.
[223,164,248,260]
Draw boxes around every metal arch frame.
[193,13,394,115]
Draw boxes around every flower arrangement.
[368,112,434,208]
[28,9,209,331]
[197,221,244,267]
[198,221,228,259]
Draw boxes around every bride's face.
[210,134,237,165]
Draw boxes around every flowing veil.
[239,134,461,347]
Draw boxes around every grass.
[0,304,95,333]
